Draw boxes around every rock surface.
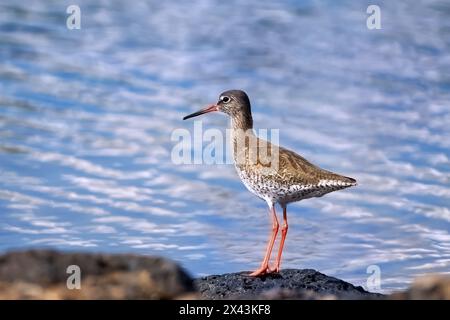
[389,275,450,300]
[195,269,383,300]
[0,250,448,299]
[0,250,196,299]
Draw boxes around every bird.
[183,90,357,276]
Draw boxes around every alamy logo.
[66,265,81,289]
[366,5,381,30]
[366,265,381,291]
[172,121,280,172]
[66,5,81,30]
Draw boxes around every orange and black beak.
[183,104,219,120]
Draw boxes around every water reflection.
[0,0,449,293]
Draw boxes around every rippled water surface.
[1,0,450,292]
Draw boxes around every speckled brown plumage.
[231,129,356,206]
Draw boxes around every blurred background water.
[0,0,449,293]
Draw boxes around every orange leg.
[250,203,279,276]
[270,205,288,273]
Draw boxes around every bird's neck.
[230,114,255,166]
[230,113,253,131]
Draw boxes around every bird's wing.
[274,146,356,186]
[241,137,355,186]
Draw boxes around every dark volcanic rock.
[195,269,383,300]
[5,250,448,300]
[0,250,196,299]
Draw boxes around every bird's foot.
[249,266,271,276]
[268,264,280,273]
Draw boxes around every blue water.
[1,0,449,293]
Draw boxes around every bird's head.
[183,90,252,120]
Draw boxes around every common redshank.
[183,90,357,276]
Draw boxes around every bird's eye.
[220,96,231,103]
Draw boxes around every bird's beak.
[183,104,219,120]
